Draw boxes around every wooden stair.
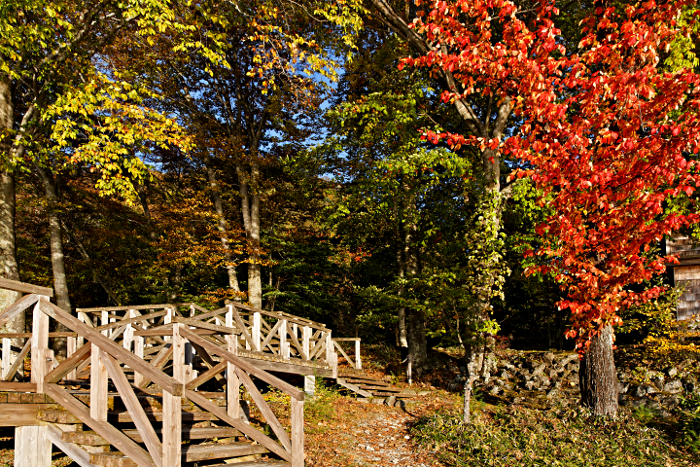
[333,371,428,403]
[37,404,287,467]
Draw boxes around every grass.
[410,403,700,467]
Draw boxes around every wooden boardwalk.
[0,279,324,467]
[0,278,415,466]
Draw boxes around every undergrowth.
[410,404,700,466]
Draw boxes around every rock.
[663,379,684,394]
[524,380,536,391]
[684,380,697,393]
[661,395,680,410]
[544,352,556,364]
[386,396,397,407]
[546,388,560,399]
[666,367,678,378]
[633,384,656,397]
[651,374,665,390]
[618,383,629,394]
[532,364,547,377]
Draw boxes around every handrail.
[0,278,53,297]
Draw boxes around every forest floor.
[0,344,698,466]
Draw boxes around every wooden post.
[31,300,49,393]
[302,327,314,395]
[123,309,135,352]
[134,335,145,387]
[291,398,304,467]
[163,323,183,467]
[101,310,109,337]
[15,426,51,467]
[280,320,289,359]
[66,335,77,380]
[225,333,240,419]
[325,332,332,365]
[190,304,195,317]
[2,337,11,380]
[185,342,195,383]
[331,346,338,379]
[252,312,261,352]
[355,339,361,370]
[164,307,173,343]
[90,343,108,422]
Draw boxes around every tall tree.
[516,0,700,416]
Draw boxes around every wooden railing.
[332,338,361,370]
[0,284,305,467]
[77,302,335,377]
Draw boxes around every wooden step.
[204,462,290,467]
[183,442,268,462]
[108,410,219,423]
[372,391,415,398]
[90,442,268,466]
[37,409,82,424]
[89,452,137,467]
[63,427,243,446]
[359,385,404,392]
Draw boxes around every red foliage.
[406,0,700,350]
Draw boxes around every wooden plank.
[0,294,38,335]
[186,389,290,461]
[185,361,226,390]
[237,357,332,378]
[0,332,77,338]
[232,303,326,330]
[188,307,227,322]
[94,311,167,333]
[101,352,163,467]
[236,367,291,452]
[3,338,30,382]
[39,301,183,396]
[334,379,372,398]
[181,443,267,463]
[0,404,55,427]
[76,304,171,313]
[180,328,304,401]
[45,423,96,467]
[0,278,53,297]
[43,383,157,467]
[63,427,243,445]
[109,411,218,424]
[173,316,237,334]
[291,398,304,467]
[46,343,91,383]
[331,338,361,342]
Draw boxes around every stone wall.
[446,351,699,415]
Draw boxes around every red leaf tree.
[400,0,700,416]
[516,0,700,415]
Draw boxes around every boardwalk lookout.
[0,278,385,467]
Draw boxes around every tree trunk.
[202,153,241,297]
[579,325,619,417]
[0,76,23,340]
[238,162,262,309]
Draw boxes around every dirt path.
[305,394,448,467]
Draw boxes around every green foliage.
[679,393,700,455]
[305,380,341,424]
[411,406,699,466]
